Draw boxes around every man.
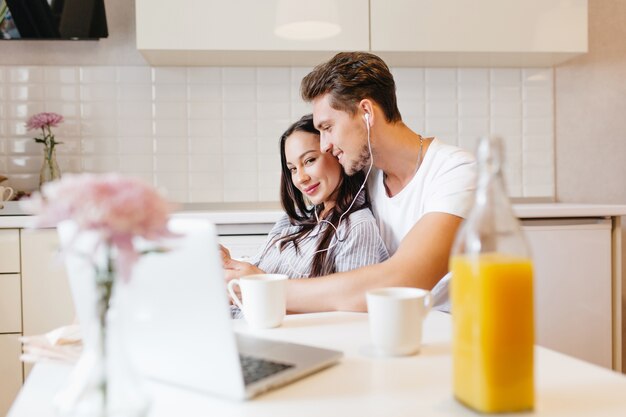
[225,52,476,312]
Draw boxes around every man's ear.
[358,99,375,125]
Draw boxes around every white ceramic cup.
[227,274,288,329]
[366,287,433,356]
[0,186,14,202]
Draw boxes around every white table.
[8,312,626,417]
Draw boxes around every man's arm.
[284,212,464,312]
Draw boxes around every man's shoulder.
[430,139,476,165]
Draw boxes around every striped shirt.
[231,207,389,318]
[251,208,389,277]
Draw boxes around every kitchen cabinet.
[0,229,20,273]
[371,0,588,67]
[136,0,369,66]
[136,0,587,67]
[0,334,22,417]
[20,228,74,379]
[0,228,22,417]
[218,235,268,261]
[522,218,615,369]
[0,274,22,334]
[0,226,74,408]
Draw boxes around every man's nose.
[320,134,332,154]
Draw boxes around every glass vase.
[54,249,150,417]
[39,145,61,188]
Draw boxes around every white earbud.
[364,112,370,126]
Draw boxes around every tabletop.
[8,311,626,417]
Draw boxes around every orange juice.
[451,252,534,413]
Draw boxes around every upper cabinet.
[135,0,369,66]
[136,0,587,67]
[371,0,588,67]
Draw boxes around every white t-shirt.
[368,138,477,255]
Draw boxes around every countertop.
[8,312,626,417]
[2,201,626,229]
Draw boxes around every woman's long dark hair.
[277,114,370,277]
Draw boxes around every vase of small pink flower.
[24,173,176,417]
[26,112,64,188]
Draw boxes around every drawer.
[0,334,23,417]
[0,274,22,333]
[0,229,20,273]
[218,235,268,260]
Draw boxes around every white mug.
[366,287,433,356]
[227,274,288,329]
[0,186,14,202]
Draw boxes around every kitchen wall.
[553,0,626,370]
[0,0,555,202]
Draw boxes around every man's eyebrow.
[315,119,328,130]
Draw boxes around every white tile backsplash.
[425,68,456,85]
[426,102,457,118]
[188,102,221,120]
[257,68,291,85]
[119,84,153,102]
[80,67,117,84]
[458,84,489,101]
[81,84,117,101]
[187,84,222,102]
[426,83,456,101]
[397,100,425,119]
[117,67,152,84]
[186,67,221,85]
[117,101,153,119]
[222,137,257,155]
[8,67,44,83]
[153,67,187,85]
[491,86,521,102]
[490,68,521,86]
[0,65,555,201]
[44,67,79,84]
[222,120,256,138]
[459,101,489,118]
[222,68,256,85]
[153,84,186,102]
[9,85,45,101]
[458,68,489,85]
[10,103,45,119]
[491,118,523,137]
[82,155,118,172]
[117,137,152,155]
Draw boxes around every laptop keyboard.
[239,354,294,385]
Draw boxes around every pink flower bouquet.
[26,112,64,131]
[24,173,175,281]
[26,111,64,150]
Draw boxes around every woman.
[223,114,388,301]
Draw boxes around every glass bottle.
[39,145,62,188]
[450,136,534,413]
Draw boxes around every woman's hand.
[223,258,264,281]
[219,244,231,265]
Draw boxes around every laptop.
[58,218,342,400]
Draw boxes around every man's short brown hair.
[300,51,402,123]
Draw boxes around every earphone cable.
[282,115,375,276]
